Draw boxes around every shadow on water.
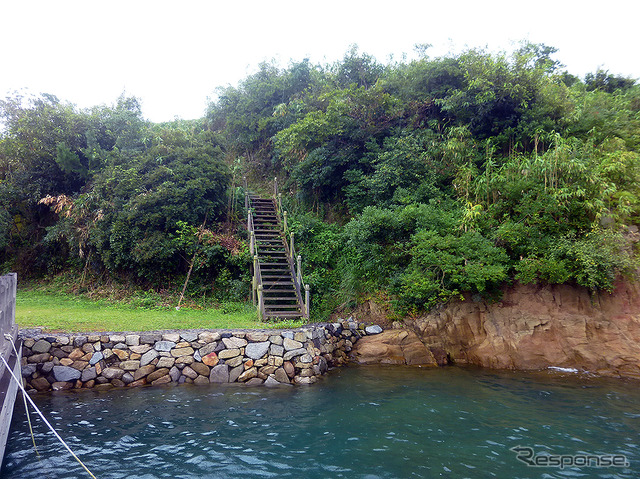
[1,365,638,478]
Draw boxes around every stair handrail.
[246,194,262,317]
[254,254,265,320]
[272,176,310,319]
[285,232,310,319]
[243,176,248,211]
[249,183,311,320]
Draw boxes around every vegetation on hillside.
[2,42,638,318]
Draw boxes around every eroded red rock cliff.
[352,280,640,379]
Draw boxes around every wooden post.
[304,284,310,318]
[257,285,264,320]
[283,211,288,234]
[289,232,294,259]
[297,255,302,287]
[247,211,251,232]
[274,176,278,199]
[278,193,282,216]
[250,231,255,257]
[243,176,248,210]
[252,255,258,306]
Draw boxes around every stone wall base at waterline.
[19,320,383,392]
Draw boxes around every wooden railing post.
[283,211,288,234]
[296,255,302,288]
[243,176,248,211]
[252,255,258,306]
[274,176,278,200]
[304,284,310,319]
[250,231,255,257]
[257,284,264,320]
[289,232,294,260]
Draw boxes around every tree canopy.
[2,43,639,314]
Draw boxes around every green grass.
[16,290,304,333]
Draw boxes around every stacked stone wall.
[20,320,383,392]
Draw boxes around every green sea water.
[1,365,638,478]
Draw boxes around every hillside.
[1,43,639,318]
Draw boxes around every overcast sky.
[2,0,638,122]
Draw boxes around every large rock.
[30,377,51,391]
[282,361,295,378]
[283,348,307,361]
[32,339,52,354]
[162,333,180,342]
[140,333,162,344]
[134,364,156,381]
[129,345,151,355]
[182,366,198,379]
[283,337,303,351]
[27,353,50,363]
[120,360,141,371]
[140,349,159,366]
[202,352,219,367]
[365,325,383,335]
[408,281,640,378]
[245,341,270,360]
[102,367,125,380]
[191,362,210,377]
[238,367,257,382]
[270,344,284,357]
[222,337,247,349]
[171,347,194,358]
[53,365,82,382]
[199,332,221,342]
[21,364,36,377]
[246,332,269,342]
[199,342,218,357]
[81,367,97,382]
[209,364,229,383]
[156,356,175,369]
[154,341,176,352]
[147,368,170,383]
[219,348,240,359]
[349,330,437,366]
[168,367,181,382]
[229,365,244,383]
[274,367,290,384]
[89,352,103,365]
[180,332,198,342]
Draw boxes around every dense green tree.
[2,43,638,315]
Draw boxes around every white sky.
[2,0,639,123]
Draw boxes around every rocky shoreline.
[19,320,384,393]
[349,280,640,380]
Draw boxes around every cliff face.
[404,280,640,379]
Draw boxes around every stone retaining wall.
[20,320,384,392]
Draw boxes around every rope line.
[7,338,40,457]
[0,335,97,479]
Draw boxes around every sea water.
[1,365,638,478]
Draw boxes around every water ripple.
[2,367,639,479]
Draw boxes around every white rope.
[0,338,97,479]
[6,337,40,457]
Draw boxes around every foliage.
[2,43,639,319]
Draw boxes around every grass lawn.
[16,290,303,333]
